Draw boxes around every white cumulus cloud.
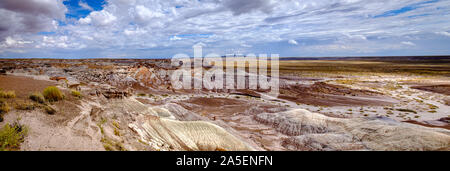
[288,39,298,45]
[402,41,415,46]
[2,0,450,57]
[79,10,117,26]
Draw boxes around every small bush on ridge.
[43,86,64,102]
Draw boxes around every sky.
[0,0,450,58]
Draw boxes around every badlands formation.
[0,58,449,151]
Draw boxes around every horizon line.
[1,55,450,60]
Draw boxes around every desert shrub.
[29,93,45,104]
[71,90,82,98]
[43,105,56,115]
[114,127,120,136]
[0,100,10,115]
[335,79,356,85]
[396,108,417,114]
[0,121,28,151]
[43,86,64,102]
[103,143,114,151]
[101,137,126,151]
[97,117,107,134]
[0,91,16,99]
[112,120,121,136]
[112,120,120,129]
[384,83,402,91]
[0,100,3,122]
[15,101,35,110]
[215,147,227,151]
[427,103,438,110]
[137,93,146,97]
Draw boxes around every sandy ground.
[0,75,56,98]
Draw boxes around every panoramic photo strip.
[0,0,449,168]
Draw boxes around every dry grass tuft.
[71,90,82,99]
[43,86,64,102]
[14,100,35,110]
[29,93,45,104]
[0,99,10,115]
[43,105,56,115]
[0,90,15,99]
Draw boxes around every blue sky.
[63,0,105,19]
[1,0,450,58]
[374,0,439,18]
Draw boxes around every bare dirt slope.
[0,75,56,98]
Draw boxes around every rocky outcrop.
[129,115,254,151]
[132,66,172,89]
[85,98,253,151]
[255,109,450,151]
[164,103,207,121]
[89,88,132,99]
[439,117,450,123]
[50,76,67,82]
[254,110,337,136]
